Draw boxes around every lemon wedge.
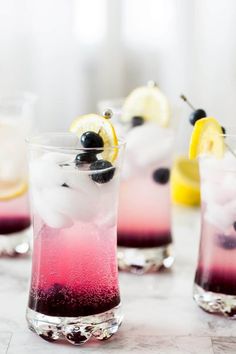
[121,82,170,127]
[69,113,118,162]
[171,156,200,206]
[0,180,28,201]
[189,117,224,159]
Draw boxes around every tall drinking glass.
[117,123,174,273]
[98,99,175,273]
[26,133,125,345]
[0,93,36,255]
[194,136,236,317]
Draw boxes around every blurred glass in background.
[0,0,235,138]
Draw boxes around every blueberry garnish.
[153,168,170,184]
[90,160,115,184]
[221,126,226,135]
[62,183,69,188]
[81,131,104,150]
[131,116,144,127]
[233,222,236,231]
[75,152,97,166]
[216,234,236,250]
[189,109,207,126]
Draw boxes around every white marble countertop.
[0,206,236,354]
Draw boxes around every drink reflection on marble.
[0,93,35,256]
[194,150,236,317]
[26,132,125,345]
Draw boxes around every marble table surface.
[0,206,236,354]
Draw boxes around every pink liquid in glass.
[118,166,172,248]
[29,216,120,317]
[0,193,31,235]
[195,204,236,295]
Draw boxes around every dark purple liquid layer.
[117,231,172,248]
[29,284,120,317]
[0,216,31,235]
[195,267,236,295]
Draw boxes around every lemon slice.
[69,113,118,162]
[0,180,28,201]
[171,156,200,206]
[189,117,224,159]
[121,82,170,127]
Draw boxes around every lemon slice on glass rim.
[0,179,28,201]
[69,112,118,163]
[189,117,225,159]
[121,81,170,127]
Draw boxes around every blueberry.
[81,131,104,150]
[153,168,170,184]
[233,221,236,231]
[221,126,226,135]
[131,116,144,127]
[75,152,97,166]
[90,160,115,184]
[216,234,236,250]
[62,183,69,188]
[189,109,207,126]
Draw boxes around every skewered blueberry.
[75,152,97,166]
[221,126,226,135]
[189,109,207,126]
[216,234,236,250]
[90,160,115,184]
[131,116,144,127]
[153,168,170,184]
[81,131,104,149]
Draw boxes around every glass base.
[26,304,123,345]
[0,227,31,256]
[193,284,236,318]
[117,244,174,274]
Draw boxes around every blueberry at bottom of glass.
[0,216,31,235]
[117,231,172,248]
[28,285,120,317]
[195,266,236,296]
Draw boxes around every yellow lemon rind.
[70,114,118,163]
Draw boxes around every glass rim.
[26,132,126,151]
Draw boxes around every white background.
[0,0,235,133]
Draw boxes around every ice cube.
[201,181,230,204]
[199,157,225,183]
[222,151,236,171]
[42,185,99,222]
[221,174,236,200]
[65,170,100,197]
[42,152,74,165]
[205,203,235,231]
[126,123,173,167]
[32,188,73,228]
[29,159,66,188]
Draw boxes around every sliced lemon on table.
[189,117,224,159]
[69,113,118,163]
[121,82,170,127]
[171,156,200,206]
[0,180,28,201]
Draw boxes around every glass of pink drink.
[117,122,174,273]
[26,132,125,345]
[0,93,35,255]
[194,142,236,317]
